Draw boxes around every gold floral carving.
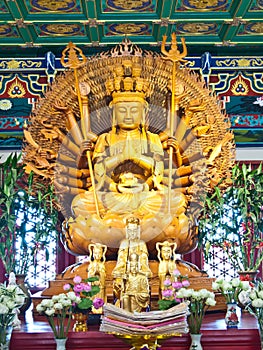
[237,59,251,67]
[216,58,263,67]
[177,23,217,34]
[31,0,77,12]
[185,0,226,11]
[40,24,82,36]
[0,24,18,36]
[6,60,20,69]
[0,60,42,69]
[109,23,149,35]
[106,0,152,11]
[246,22,263,33]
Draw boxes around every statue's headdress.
[106,60,149,143]
[156,240,177,262]
[126,217,140,226]
[106,60,149,105]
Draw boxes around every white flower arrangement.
[212,277,250,304]
[245,280,263,332]
[175,288,216,334]
[0,282,26,327]
[36,292,81,339]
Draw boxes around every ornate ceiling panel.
[0,0,263,57]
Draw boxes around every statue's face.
[93,247,102,260]
[115,101,143,130]
[129,260,139,274]
[161,246,172,260]
[126,223,139,240]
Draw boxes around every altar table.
[10,310,261,350]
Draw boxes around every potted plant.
[36,291,80,349]
[244,280,263,346]
[0,276,26,348]
[212,276,250,328]
[198,162,263,275]
[63,275,104,332]
[158,269,216,350]
[0,152,59,279]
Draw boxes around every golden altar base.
[109,332,181,350]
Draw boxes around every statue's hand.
[165,137,180,151]
[114,277,125,288]
[54,100,69,112]
[153,180,165,192]
[80,140,94,154]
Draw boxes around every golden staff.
[61,42,101,218]
[161,33,187,214]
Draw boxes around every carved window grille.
[25,232,57,289]
[203,244,239,281]
[15,201,57,289]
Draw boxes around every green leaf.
[157,299,178,310]
[77,298,93,310]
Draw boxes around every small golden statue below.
[156,241,177,298]
[112,217,152,307]
[88,243,107,312]
[121,253,150,313]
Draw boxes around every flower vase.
[0,326,13,350]
[15,274,32,316]
[189,333,203,350]
[258,319,263,349]
[55,338,67,350]
[72,312,88,332]
[225,302,239,328]
[238,270,259,285]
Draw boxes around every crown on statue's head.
[126,217,140,226]
[106,60,149,105]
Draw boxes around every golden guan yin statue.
[22,35,235,262]
[156,241,178,297]
[87,243,107,309]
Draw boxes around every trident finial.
[61,42,87,69]
[161,33,187,63]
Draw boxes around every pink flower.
[182,280,190,287]
[172,281,183,289]
[73,275,82,284]
[173,269,180,277]
[93,298,104,309]
[163,279,172,286]
[174,297,182,303]
[162,289,173,298]
[83,283,92,292]
[74,284,84,293]
[63,283,71,291]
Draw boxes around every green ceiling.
[0,0,263,57]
